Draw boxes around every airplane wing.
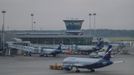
[113,60,124,64]
[73,63,85,67]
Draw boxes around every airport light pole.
[89,13,92,36]
[31,13,34,31]
[1,10,6,55]
[93,13,96,37]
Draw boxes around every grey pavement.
[0,54,134,75]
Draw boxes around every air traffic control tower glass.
[63,20,84,30]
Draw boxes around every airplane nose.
[108,61,113,65]
[63,65,72,71]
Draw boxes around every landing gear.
[64,66,73,71]
[75,69,80,72]
[28,52,32,56]
[45,54,48,57]
[29,53,31,56]
[75,67,80,72]
[90,69,95,72]
[23,52,32,56]
[40,54,48,57]
[39,54,44,57]
[52,54,56,57]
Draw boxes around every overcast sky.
[0,0,134,30]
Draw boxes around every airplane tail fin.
[92,38,104,52]
[102,45,112,60]
[96,39,104,50]
[57,43,62,50]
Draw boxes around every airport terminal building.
[7,19,94,45]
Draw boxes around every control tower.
[63,19,84,35]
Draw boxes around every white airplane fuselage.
[40,48,62,57]
[63,57,113,71]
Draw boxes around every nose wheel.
[90,69,95,72]
[75,69,80,72]
[75,67,80,72]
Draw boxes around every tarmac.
[0,54,134,75]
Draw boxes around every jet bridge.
[6,41,37,56]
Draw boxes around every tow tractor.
[49,63,63,70]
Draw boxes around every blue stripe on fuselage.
[85,59,113,69]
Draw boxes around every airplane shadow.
[59,70,125,75]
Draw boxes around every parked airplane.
[76,38,105,55]
[39,43,62,57]
[63,45,114,72]
[89,38,104,53]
